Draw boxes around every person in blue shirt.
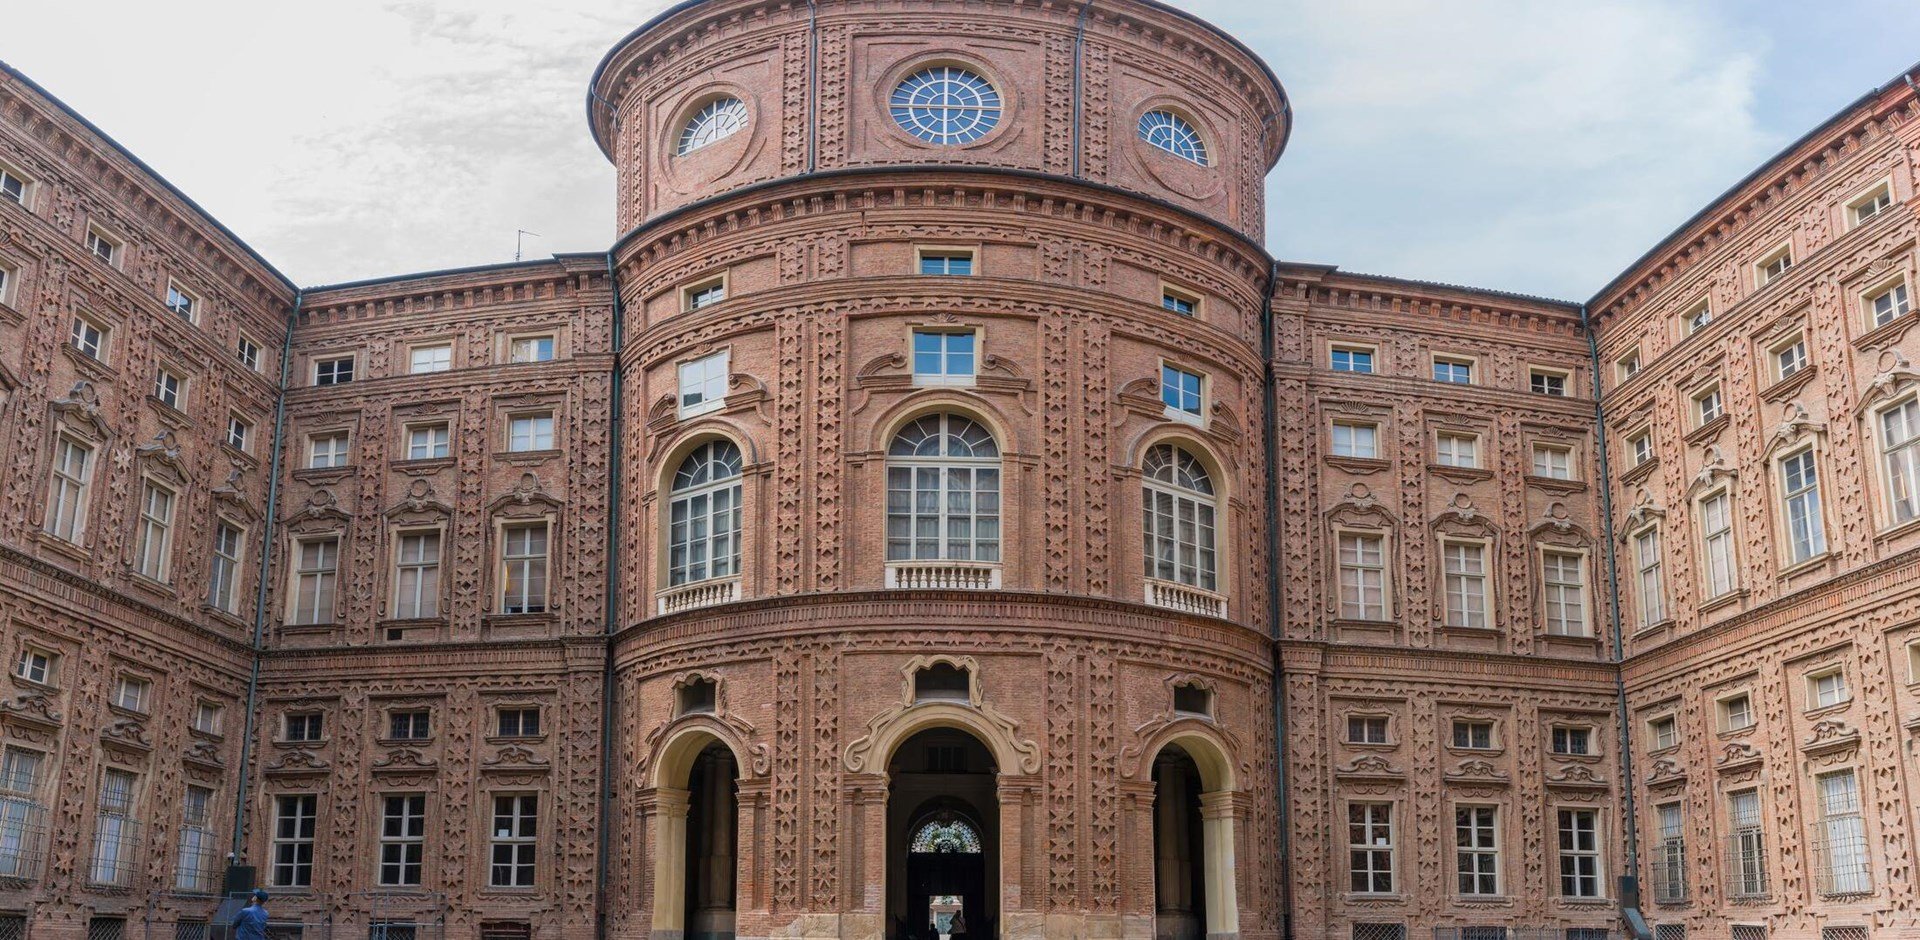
[231,888,270,940]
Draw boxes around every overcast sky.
[6,1,1918,299]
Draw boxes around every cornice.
[1277,639,1620,688]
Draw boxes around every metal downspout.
[230,289,300,865]
[595,253,628,939]
[808,0,820,173]
[1582,303,1650,940]
[1262,258,1293,940]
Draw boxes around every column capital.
[1198,790,1244,819]
[638,785,692,816]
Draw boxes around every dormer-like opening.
[1173,682,1213,718]
[914,662,971,703]
[677,677,717,716]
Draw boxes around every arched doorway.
[887,728,998,940]
[684,743,738,940]
[1152,746,1205,940]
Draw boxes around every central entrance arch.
[886,728,998,940]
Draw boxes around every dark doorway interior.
[886,729,998,940]
[685,743,739,940]
[1152,745,1206,940]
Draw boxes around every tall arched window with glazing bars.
[669,440,743,585]
[885,414,1001,561]
[1142,444,1217,590]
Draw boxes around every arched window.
[910,814,982,854]
[669,440,743,585]
[890,67,1002,145]
[1142,444,1217,591]
[886,414,1001,562]
[1138,110,1209,166]
[677,98,749,155]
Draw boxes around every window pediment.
[386,479,454,525]
[50,381,111,440]
[490,472,562,517]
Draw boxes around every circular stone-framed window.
[1137,109,1210,166]
[889,65,1003,146]
[677,96,750,156]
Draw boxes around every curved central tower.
[593,2,1288,938]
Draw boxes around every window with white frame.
[1532,443,1574,479]
[313,355,355,386]
[1727,789,1768,898]
[1558,808,1602,898]
[14,648,55,686]
[1138,110,1209,165]
[497,707,541,738]
[236,337,262,372]
[1653,802,1686,903]
[1550,726,1591,756]
[175,785,217,894]
[134,482,176,581]
[164,282,196,321]
[1869,282,1910,329]
[1633,527,1666,626]
[1649,715,1678,751]
[379,794,426,886]
[392,531,442,619]
[1530,369,1569,396]
[1347,715,1389,745]
[1694,386,1724,426]
[917,249,975,276]
[1850,183,1893,226]
[1780,449,1826,563]
[1141,445,1218,591]
[111,675,149,713]
[1161,365,1204,419]
[489,794,538,887]
[84,226,119,266]
[1758,247,1793,285]
[407,423,450,461]
[282,712,324,742]
[1441,541,1488,629]
[409,343,452,374]
[507,413,555,452]
[677,350,729,418]
[500,523,549,614]
[69,315,106,360]
[45,436,93,543]
[1331,421,1379,459]
[1774,336,1809,380]
[1435,432,1479,469]
[271,793,317,887]
[0,261,14,306]
[1619,350,1643,381]
[912,330,976,384]
[669,440,743,586]
[1808,668,1849,710]
[291,538,339,625]
[683,276,727,310]
[1348,802,1394,894]
[154,369,184,409]
[1451,720,1494,750]
[0,167,28,206]
[1683,303,1713,335]
[387,710,431,741]
[886,414,1002,563]
[1630,432,1654,467]
[89,768,139,886]
[1432,356,1474,384]
[678,97,749,154]
[1455,806,1500,895]
[1699,491,1738,598]
[1330,345,1375,374]
[208,521,244,613]
[1337,533,1386,620]
[1542,551,1588,637]
[1816,770,1870,895]
[192,701,223,735]
[1882,397,1920,524]
[1161,286,1199,315]
[1719,693,1754,732]
[509,334,555,363]
[226,415,251,452]
[308,432,350,469]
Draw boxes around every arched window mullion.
[669,440,744,586]
[1141,444,1218,593]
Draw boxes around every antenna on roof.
[514,230,541,262]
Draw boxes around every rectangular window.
[1871,283,1911,329]
[1654,802,1686,903]
[292,538,340,625]
[1442,541,1488,629]
[1649,716,1678,751]
[1346,715,1388,745]
[409,344,452,374]
[46,436,93,542]
[1337,533,1386,620]
[111,676,149,713]
[1550,726,1591,756]
[70,316,106,360]
[0,748,41,795]
[1758,248,1793,285]
[1684,303,1713,335]
[912,330,976,383]
[1775,338,1809,380]
[14,649,55,686]
[1530,369,1568,396]
[165,283,196,321]
[1630,432,1653,467]
[1781,450,1827,563]
[1852,184,1893,225]
[271,794,317,887]
[84,227,119,266]
[155,369,184,409]
[0,168,27,205]
[388,710,431,741]
[1161,365,1204,417]
[1695,387,1724,426]
[1435,432,1479,469]
[1634,528,1666,626]
[407,424,450,461]
[1884,398,1920,524]
[314,355,355,386]
[309,432,350,469]
[1432,357,1474,384]
[1816,770,1870,894]
[1727,789,1768,898]
[1531,444,1573,479]
[1330,346,1375,374]
[175,785,217,893]
[192,701,223,735]
[1161,288,1197,316]
[0,262,12,306]
[1454,806,1499,895]
[131,482,176,581]
[226,416,251,451]
[501,523,549,614]
[1330,421,1379,459]
[1451,720,1494,750]
[1720,693,1754,731]
[917,250,974,276]
[1557,809,1602,898]
[89,769,139,886]
[1619,351,1643,380]
[489,794,538,887]
[379,794,426,886]
[1542,551,1588,637]
[509,334,555,363]
[1700,492,1737,598]
[497,707,542,738]
[1809,669,1849,709]
[684,277,728,310]
[283,712,324,742]
[236,337,261,372]
[393,532,441,619]
[678,350,729,417]
[1348,802,1394,893]
[507,413,555,452]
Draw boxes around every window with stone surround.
[1348,802,1394,894]
[668,439,743,587]
[1454,805,1500,895]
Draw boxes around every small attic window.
[914,662,971,703]
[1173,683,1212,717]
[677,677,716,716]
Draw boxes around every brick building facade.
[0,2,1915,939]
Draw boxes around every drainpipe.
[229,289,300,869]
[1581,303,1651,940]
[1261,258,1293,940]
[1070,0,1096,179]
[595,253,629,939]
[807,0,820,173]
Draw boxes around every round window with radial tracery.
[677,97,749,155]
[890,67,1002,145]
[1138,110,1209,166]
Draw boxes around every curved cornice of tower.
[584,0,1291,167]
[1588,58,1920,323]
